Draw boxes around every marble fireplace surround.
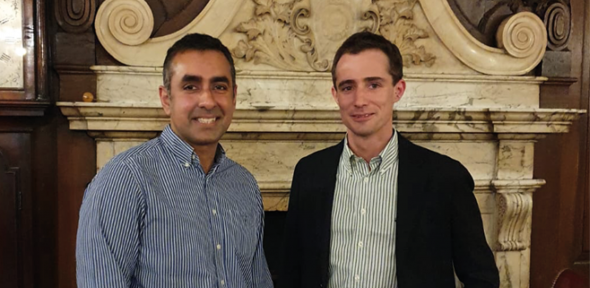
[57,0,585,287]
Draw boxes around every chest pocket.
[229,209,259,259]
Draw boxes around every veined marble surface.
[93,67,544,109]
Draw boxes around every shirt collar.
[159,125,226,169]
[342,130,399,173]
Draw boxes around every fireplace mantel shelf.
[57,102,584,136]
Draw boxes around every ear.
[393,79,406,104]
[159,85,172,116]
[232,84,238,106]
[331,86,339,105]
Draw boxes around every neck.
[347,127,393,163]
[192,144,218,174]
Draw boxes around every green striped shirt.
[329,131,399,288]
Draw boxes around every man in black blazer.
[280,32,499,288]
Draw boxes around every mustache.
[190,108,223,118]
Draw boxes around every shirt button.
[363,177,368,183]
[212,209,217,215]
[354,275,360,281]
[216,244,221,250]
[184,162,190,168]
[358,241,363,248]
[220,280,225,285]
[361,208,366,215]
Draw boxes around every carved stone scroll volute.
[496,192,533,251]
[492,179,544,251]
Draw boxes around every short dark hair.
[162,33,236,92]
[331,31,403,87]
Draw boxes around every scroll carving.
[232,0,329,71]
[96,0,154,46]
[421,0,547,75]
[495,192,532,251]
[492,179,544,251]
[55,0,97,33]
[543,1,570,51]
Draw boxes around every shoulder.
[402,137,471,180]
[295,142,343,171]
[219,157,260,193]
[91,138,161,186]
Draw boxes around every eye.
[183,84,198,91]
[368,82,381,89]
[340,86,352,92]
[213,84,228,91]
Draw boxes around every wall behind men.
[0,0,586,287]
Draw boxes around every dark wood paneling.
[56,116,96,288]
[0,148,20,288]
[0,126,34,288]
[531,0,589,286]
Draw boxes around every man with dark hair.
[76,33,273,288]
[281,31,499,288]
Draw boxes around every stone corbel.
[420,0,547,75]
[493,180,544,251]
[94,0,245,66]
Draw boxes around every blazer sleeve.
[279,160,304,288]
[450,162,500,288]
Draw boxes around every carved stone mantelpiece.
[58,0,586,287]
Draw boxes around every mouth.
[194,117,218,124]
[351,113,374,121]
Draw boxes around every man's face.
[159,50,236,150]
[332,49,405,139]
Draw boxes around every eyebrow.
[180,75,231,86]
[365,77,385,83]
[211,76,230,84]
[336,77,385,90]
[181,74,202,83]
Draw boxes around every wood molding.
[0,101,50,117]
[54,0,96,33]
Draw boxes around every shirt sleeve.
[251,193,274,288]
[76,160,145,288]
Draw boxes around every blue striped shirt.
[76,125,273,288]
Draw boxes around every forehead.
[169,50,232,81]
[335,49,391,81]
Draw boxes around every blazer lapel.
[318,140,344,285]
[396,135,427,262]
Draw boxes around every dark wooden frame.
[0,0,48,103]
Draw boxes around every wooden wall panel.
[531,0,589,286]
[0,124,35,288]
[56,116,96,288]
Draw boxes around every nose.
[353,88,368,108]
[198,88,216,110]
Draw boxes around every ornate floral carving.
[233,0,435,71]
[233,0,329,71]
[371,0,435,67]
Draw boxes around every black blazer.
[280,134,499,288]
